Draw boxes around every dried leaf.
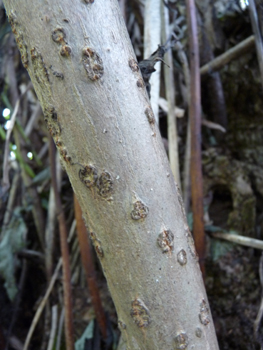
[0,207,27,300]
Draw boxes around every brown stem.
[74,195,107,339]
[174,40,191,214]
[200,29,227,138]
[49,138,74,350]
[186,0,205,275]
[200,35,255,75]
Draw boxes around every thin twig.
[186,0,205,275]
[45,188,57,281]
[9,336,23,350]
[158,97,185,118]
[211,232,263,250]
[162,3,181,188]
[68,220,76,244]
[45,151,62,282]
[202,119,226,133]
[248,0,263,88]
[38,142,49,160]
[56,308,65,350]
[49,138,74,350]
[70,235,81,277]
[39,304,51,350]
[200,35,255,75]
[23,259,62,350]
[74,195,107,339]
[184,122,191,215]
[144,0,162,123]
[173,39,191,214]
[200,28,227,133]
[47,305,58,350]
[18,249,45,261]
[24,103,42,137]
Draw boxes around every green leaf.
[210,238,234,261]
[0,125,6,140]
[205,225,226,233]
[22,163,36,178]
[75,320,94,350]
[187,212,193,231]
[0,208,27,300]
[32,167,50,185]
[1,91,12,112]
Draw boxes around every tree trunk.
[3,0,219,348]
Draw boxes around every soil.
[206,246,261,350]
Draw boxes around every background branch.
[186,0,205,274]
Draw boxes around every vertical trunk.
[3,0,219,348]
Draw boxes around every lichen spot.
[8,13,28,68]
[82,47,104,81]
[195,327,202,338]
[59,147,72,164]
[118,320,126,330]
[199,299,210,326]
[185,225,198,260]
[177,249,187,265]
[174,332,189,350]
[43,107,61,137]
[136,78,144,88]
[90,232,104,258]
[130,298,151,328]
[144,107,155,124]
[44,106,57,122]
[97,171,113,198]
[79,165,98,188]
[52,27,67,44]
[30,48,50,95]
[129,58,139,72]
[60,45,71,57]
[131,200,149,220]
[157,228,174,253]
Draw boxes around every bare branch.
[200,35,255,75]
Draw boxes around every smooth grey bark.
[3,0,219,349]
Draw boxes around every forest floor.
[206,245,261,350]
